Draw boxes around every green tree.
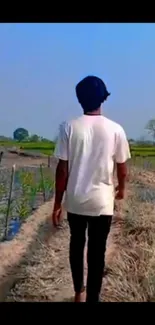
[128,138,135,144]
[13,128,29,142]
[29,134,40,142]
[145,119,155,143]
[41,137,51,142]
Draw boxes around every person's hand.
[115,186,125,200]
[52,206,63,227]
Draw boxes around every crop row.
[131,148,155,152]
[0,141,55,149]
[131,152,155,157]
[1,141,155,155]
[0,165,55,242]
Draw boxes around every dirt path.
[5,202,122,302]
[0,151,57,169]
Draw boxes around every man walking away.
[52,76,131,302]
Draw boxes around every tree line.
[13,128,52,143]
[128,119,155,146]
[1,119,155,144]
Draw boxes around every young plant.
[14,197,31,221]
[43,177,55,200]
[19,170,38,210]
[19,170,35,195]
[0,183,6,200]
[29,185,38,210]
[37,166,55,201]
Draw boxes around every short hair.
[76,76,110,113]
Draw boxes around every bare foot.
[74,290,86,302]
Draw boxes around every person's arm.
[114,127,131,199]
[115,163,127,199]
[54,159,68,211]
[52,122,69,226]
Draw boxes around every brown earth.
[0,151,56,169]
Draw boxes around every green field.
[128,145,155,168]
[0,141,55,155]
[130,145,155,157]
[131,151,155,157]
[0,140,155,157]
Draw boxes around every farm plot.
[5,163,155,302]
[1,158,155,302]
[0,165,55,242]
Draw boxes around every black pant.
[67,213,112,302]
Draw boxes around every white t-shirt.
[54,115,131,216]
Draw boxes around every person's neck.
[84,108,101,116]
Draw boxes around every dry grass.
[5,219,73,302]
[102,169,155,302]
[4,210,119,302]
[129,166,155,186]
[0,200,57,301]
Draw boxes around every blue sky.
[0,23,155,140]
